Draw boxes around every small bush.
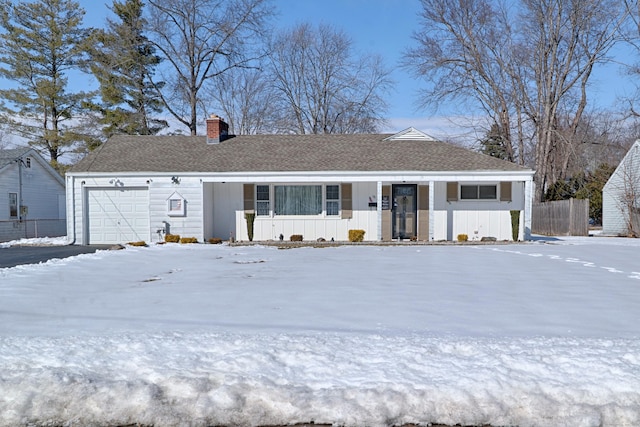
[127,241,147,247]
[180,237,198,244]
[510,210,520,241]
[457,234,468,242]
[208,237,223,244]
[348,229,365,242]
[290,234,303,242]
[165,234,180,243]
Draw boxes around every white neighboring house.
[66,116,535,245]
[0,147,66,242]
[602,140,640,236]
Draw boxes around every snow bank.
[1,332,639,427]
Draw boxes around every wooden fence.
[532,198,589,236]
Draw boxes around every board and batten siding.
[432,180,525,241]
[236,182,378,241]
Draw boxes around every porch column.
[429,180,435,241]
[524,178,534,240]
[376,181,383,240]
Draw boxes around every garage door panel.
[86,187,149,244]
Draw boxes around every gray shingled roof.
[69,133,530,174]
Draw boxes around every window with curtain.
[274,185,322,215]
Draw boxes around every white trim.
[167,191,186,216]
[376,181,382,240]
[67,171,534,189]
[429,180,435,241]
[384,127,437,141]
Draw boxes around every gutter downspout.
[68,175,76,245]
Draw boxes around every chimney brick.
[206,114,229,143]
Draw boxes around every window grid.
[256,185,270,216]
[326,185,339,216]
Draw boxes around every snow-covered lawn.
[1,237,639,426]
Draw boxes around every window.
[274,185,322,215]
[326,185,339,216]
[9,193,18,218]
[167,192,186,216]
[460,184,497,200]
[256,185,270,216]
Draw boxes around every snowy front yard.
[1,237,639,426]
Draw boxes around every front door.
[392,184,417,239]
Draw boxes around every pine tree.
[0,0,94,171]
[479,123,510,161]
[89,0,167,136]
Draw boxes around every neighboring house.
[602,140,640,236]
[0,147,66,242]
[66,115,535,245]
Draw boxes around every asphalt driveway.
[0,245,112,268]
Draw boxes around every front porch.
[208,177,533,243]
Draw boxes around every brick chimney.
[206,114,229,144]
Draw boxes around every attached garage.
[86,187,150,244]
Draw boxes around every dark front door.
[392,184,417,239]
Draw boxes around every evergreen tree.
[89,0,167,136]
[479,123,510,161]
[0,0,94,171]
[543,164,615,225]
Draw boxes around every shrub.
[208,237,223,244]
[180,237,198,244]
[245,212,255,241]
[165,234,180,243]
[290,234,303,242]
[127,241,147,247]
[457,234,468,242]
[510,210,520,241]
[348,229,365,242]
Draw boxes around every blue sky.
[78,0,467,135]
[37,1,640,139]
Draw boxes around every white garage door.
[87,187,150,244]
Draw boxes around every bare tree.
[405,0,627,201]
[206,67,279,134]
[146,0,271,135]
[404,0,524,162]
[268,23,392,134]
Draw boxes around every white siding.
[210,182,243,240]
[0,153,64,221]
[603,142,640,235]
[432,181,525,241]
[0,168,18,220]
[148,177,203,243]
[237,182,378,241]
[68,175,205,245]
